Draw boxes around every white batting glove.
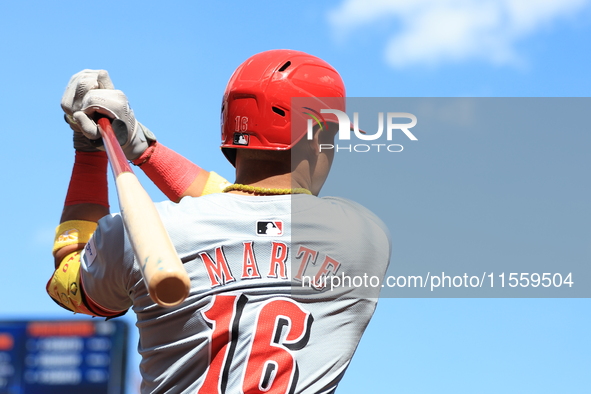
[73,89,156,160]
[61,69,116,152]
[61,69,115,115]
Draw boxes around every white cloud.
[328,0,589,68]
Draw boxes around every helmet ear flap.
[222,147,237,167]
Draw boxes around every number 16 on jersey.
[198,295,313,394]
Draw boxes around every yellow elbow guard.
[202,171,231,196]
[46,251,96,316]
[52,220,97,255]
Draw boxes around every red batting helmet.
[220,49,346,165]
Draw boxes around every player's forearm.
[48,150,112,316]
[54,151,110,267]
[132,141,230,201]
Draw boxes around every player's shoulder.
[318,196,390,237]
[290,195,392,252]
[319,195,374,213]
[154,193,229,215]
[157,193,293,217]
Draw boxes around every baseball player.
[48,50,391,393]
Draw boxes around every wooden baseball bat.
[97,117,190,307]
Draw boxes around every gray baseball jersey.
[80,193,391,394]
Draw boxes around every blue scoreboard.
[0,320,128,394]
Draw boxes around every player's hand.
[74,89,157,160]
[61,69,115,152]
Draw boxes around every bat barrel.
[98,118,191,307]
[115,172,191,307]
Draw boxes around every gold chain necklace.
[222,184,312,195]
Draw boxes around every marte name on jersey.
[197,242,341,290]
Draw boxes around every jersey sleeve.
[78,213,138,315]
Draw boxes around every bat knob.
[149,273,191,307]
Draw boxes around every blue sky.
[1,1,590,393]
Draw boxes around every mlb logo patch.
[257,220,283,236]
[233,133,249,146]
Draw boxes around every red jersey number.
[198,295,313,394]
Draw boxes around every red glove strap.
[132,142,201,201]
[64,151,109,207]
